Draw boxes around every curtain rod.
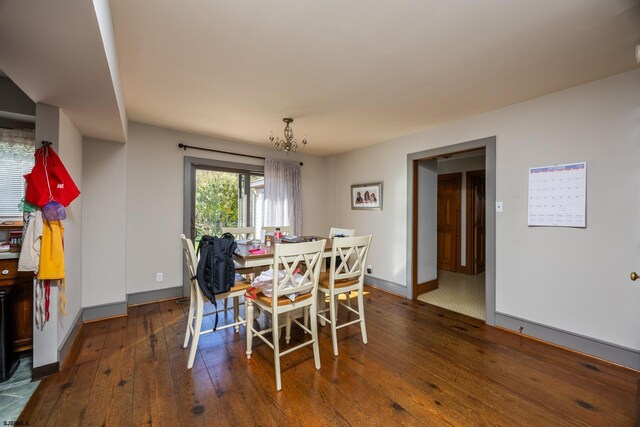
[178,143,303,166]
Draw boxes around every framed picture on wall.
[351,182,383,210]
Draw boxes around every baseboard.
[32,362,59,380]
[83,301,127,322]
[364,275,405,297]
[58,308,84,365]
[416,279,438,296]
[127,286,183,306]
[495,312,640,371]
[80,287,184,323]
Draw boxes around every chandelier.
[270,118,307,153]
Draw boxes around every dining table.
[234,236,334,324]
[233,236,334,269]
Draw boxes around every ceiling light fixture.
[270,118,307,154]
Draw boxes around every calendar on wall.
[527,162,587,227]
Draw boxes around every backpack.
[196,233,237,330]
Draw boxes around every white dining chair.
[221,226,259,279]
[221,226,256,240]
[317,235,372,357]
[329,227,355,238]
[180,234,251,369]
[262,225,292,235]
[245,239,326,391]
[326,227,356,313]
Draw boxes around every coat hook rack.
[41,140,53,147]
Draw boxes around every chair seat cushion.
[256,291,312,306]
[230,275,251,292]
[318,271,359,288]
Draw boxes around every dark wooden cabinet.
[0,258,34,352]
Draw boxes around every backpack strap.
[196,244,206,293]
[196,238,202,257]
[212,294,219,332]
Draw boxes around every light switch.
[496,201,503,212]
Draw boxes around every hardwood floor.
[19,287,639,426]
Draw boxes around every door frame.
[407,137,497,325]
[182,156,264,296]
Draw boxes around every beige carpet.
[417,270,485,320]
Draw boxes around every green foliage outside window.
[195,170,238,240]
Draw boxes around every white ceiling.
[0,0,127,142]
[111,0,640,155]
[1,1,638,155]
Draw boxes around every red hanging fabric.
[24,145,80,207]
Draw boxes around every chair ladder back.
[263,225,292,235]
[221,226,256,240]
[180,234,198,279]
[273,240,326,302]
[330,235,372,282]
[329,227,356,238]
[276,252,321,296]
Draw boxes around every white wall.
[437,155,486,266]
[125,122,330,294]
[417,159,437,284]
[57,110,83,347]
[33,104,83,367]
[333,69,640,351]
[82,137,127,307]
[324,155,339,229]
[33,103,60,368]
[334,137,410,286]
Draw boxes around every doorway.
[435,170,486,275]
[406,137,496,325]
[182,157,264,295]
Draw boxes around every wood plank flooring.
[19,287,640,426]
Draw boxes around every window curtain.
[0,129,35,217]
[264,158,302,235]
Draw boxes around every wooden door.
[466,170,486,275]
[437,173,461,272]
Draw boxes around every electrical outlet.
[156,272,164,282]
[496,201,503,212]
[367,265,372,274]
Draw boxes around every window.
[0,129,35,218]
[186,158,264,240]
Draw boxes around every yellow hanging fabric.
[38,219,65,280]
